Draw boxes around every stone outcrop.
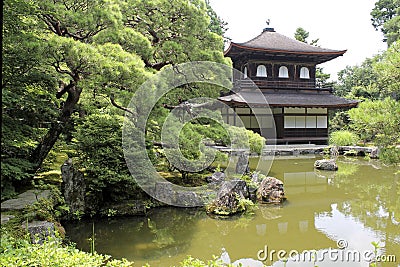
[337,146,379,157]
[314,159,338,171]
[61,159,86,217]
[151,181,205,207]
[256,177,286,204]
[206,180,249,215]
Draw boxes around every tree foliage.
[374,41,400,99]
[2,0,227,198]
[335,57,381,99]
[205,0,228,41]
[294,27,319,46]
[348,98,400,145]
[347,98,400,163]
[335,41,400,101]
[0,231,134,267]
[371,0,400,45]
[72,114,142,209]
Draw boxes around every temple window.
[256,65,267,77]
[300,67,310,79]
[243,66,248,78]
[279,66,289,78]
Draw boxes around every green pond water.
[64,156,400,267]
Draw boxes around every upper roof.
[225,28,346,64]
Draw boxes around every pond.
[64,156,399,266]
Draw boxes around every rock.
[330,146,339,157]
[218,180,249,199]
[248,172,260,201]
[314,159,338,171]
[1,190,51,211]
[206,172,225,184]
[235,153,249,174]
[62,159,86,217]
[154,181,174,203]
[250,172,259,184]
[1,214,15,224]
[256,177,286,204]
[207,180,249,215]
[22,221,56,244]
[154,182,204,207]
[370,147,379,159]
[175,190,204,207]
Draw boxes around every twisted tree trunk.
[30,79,81,172]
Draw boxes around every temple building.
[219,27,358,144]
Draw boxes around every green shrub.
[0,231,233,267]
[380,147,400,164]
[329,130,359,146]
[72,114,141,211]
[227,126,265,154]
[247,130,265,154]
[0,231,133,267]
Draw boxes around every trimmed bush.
[329,130,359,146]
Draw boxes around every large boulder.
[206,180,249,215]
[256,177,286,204]
[314,159,338,171]
[153,182,204,207]
[22,221,56,244]
[62,159,86,217]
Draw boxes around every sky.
[208,0,387,81]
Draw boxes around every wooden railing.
[284,128,328,138]
[234,79,332,91]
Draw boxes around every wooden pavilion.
[218,27,358,144]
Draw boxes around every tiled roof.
[218,90,358,108]
[224,28,346,62]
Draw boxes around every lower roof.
[218,90,358,108]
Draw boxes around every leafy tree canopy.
[371,0,400,45]
[335,41,400,101]
[2,0,228,198]
[347,98,400,163]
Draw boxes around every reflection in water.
[64,157,400,267]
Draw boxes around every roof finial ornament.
[263,20,274,32]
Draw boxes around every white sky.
[208,0,387,81]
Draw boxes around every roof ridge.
[231,30,344,54]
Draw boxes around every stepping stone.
[1,213,15,224]
[1,190,51,211]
